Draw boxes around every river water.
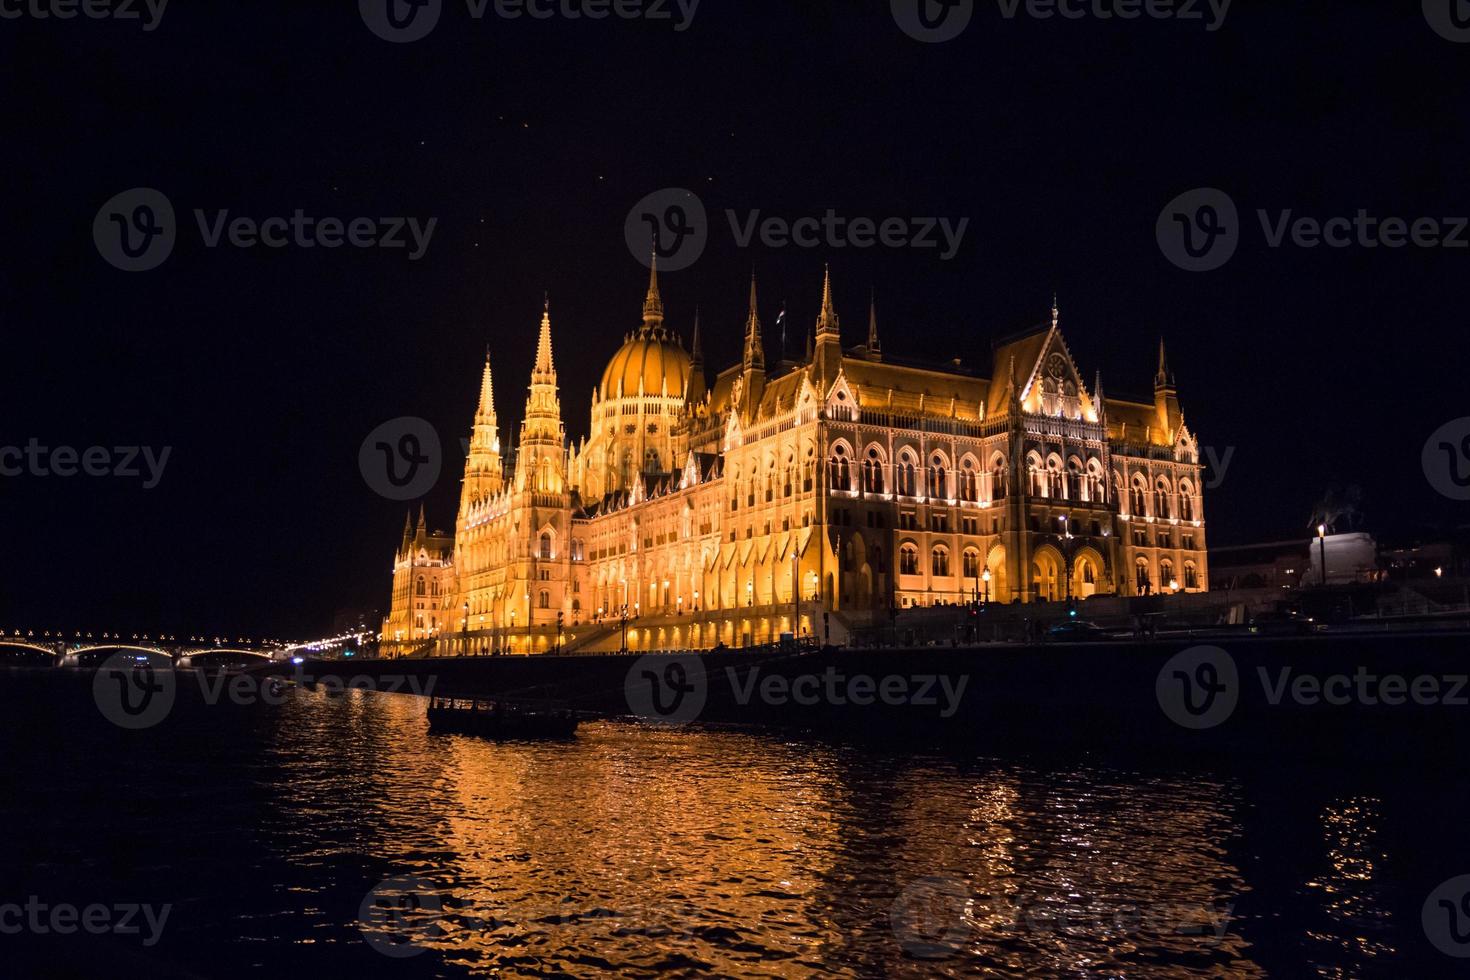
[3,676,1462,977]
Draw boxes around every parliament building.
[380,263,1208,655]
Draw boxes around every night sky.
[2,2,1465,637]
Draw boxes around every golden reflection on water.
[1304,796,1397,975]
[265,688,1265,977]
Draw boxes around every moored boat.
[426,696,579,739]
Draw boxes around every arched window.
[829,445,851,491]
[540,532,553,559]
[928,455,947,499]
[1135,559,1151,593]
[959,458,978,502]
[1160,559,1176,590]
[991,458,1008,500]
[931,546,950,577]
[898,454,917,496]
[1066,457,1083,500]
[1184,562,1199,590]
[962,548,980,578]
[538,590,550,609]
[863,448,885,494]
[415,576,426,597]
[1179,482,1195,522]
[1130,477,1148,517]
[899,543,919,575]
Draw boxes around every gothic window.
[931,546,950,577]
[1155,479,1172,520]
[992,458,1008,500]
[899,543,919,575]
[1135,559,1151,592]
[1179,481,1195,521]
[416,577,426,597]
[1160,559,1176,589]
[898,453,917,496]
[929,455,947,499]
[863,448,885,494]
[538,590,550,609]
[962,549,980,578]
[540,532,553,559]
[829,445,851,491]
[1184,562,1199,589]
[1131,477,1148,517]
[1067,458,1083,500]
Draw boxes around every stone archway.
[1031,544,1063,602]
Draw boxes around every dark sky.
[2,2,1465,638]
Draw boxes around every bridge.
[0,640,285,668]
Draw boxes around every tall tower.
[460,351,504,514]
[517,300,566,494]
[812,264,842,385]
[1154,338,1180,443]
[740,274,765,413]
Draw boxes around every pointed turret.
[1051,291,1060,330]
[400,511,413,552]
[533,298,556,383]
[461,348,505,509]
[812,264,843,384]
[866,288,881,361]
[685,306,707,405]
[742,274,764,373]
[1154,338,1180,444]
[641,249,665,333]
[415,505,427,537]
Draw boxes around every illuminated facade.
[380,264,1208,655]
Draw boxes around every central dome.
[599,332,691,400]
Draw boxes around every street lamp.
[981,565,991,608]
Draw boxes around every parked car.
[1046,620,1112,641]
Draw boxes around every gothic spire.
[867,288,881,360]
[416,504,426,532]
[1155,337,1172,388]
[641,249,664,333]
[534,298,556,382]
[476,350,496,423]
[742,273,764,373]
[815,263,840,337]
[1051,291,1060,330]
[690,306,703,369]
